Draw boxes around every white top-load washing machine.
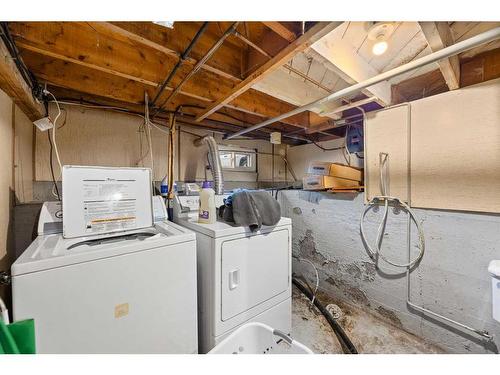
[11,166,198,354]
[173,193,292,353]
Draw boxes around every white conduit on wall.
[225,26,500,140]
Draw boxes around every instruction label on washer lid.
[83,179,137,234]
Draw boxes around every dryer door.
[221,228,290,321]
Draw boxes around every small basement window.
[218,146,256,172]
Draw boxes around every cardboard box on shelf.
[302,174,361,191]
[307,161,363,182]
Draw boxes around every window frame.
[217,145,257,173]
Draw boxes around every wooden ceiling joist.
[16,41,159,87]
[87,22,242,82]
[0,36,44,121]
[311,37,392,106]
[195,22,342,122]
[419,22,461,90]
[305,96,375,134]
[46,85,303,145]
[12,23,322,130]
[262,22,297,42]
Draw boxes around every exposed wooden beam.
[236,27,341,126]
[318,96,375,117]
[391,47,500,104]
[46,85,302,145]
[16,41,159,87]
[252,67,343,120]
[236,28,348,124]
[305,97,375,134]
[234,30,271,58]
[14,22,335,133]
[311,37,392,106]
[419,22,460,90]
[235,29,336,93]
[195,22,342,122]
[21,47,316,135]
[88,22,242,82]
[391,68,449,104]
[0,37,44,121]
[262,22,296,42]
[17,42,306,127]
[460,47,500,87]
[10,22,170,86]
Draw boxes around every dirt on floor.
[291,287,445,354]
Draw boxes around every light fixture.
[366,22,395,56]
[372,40,388,56]
[153,21,174,29]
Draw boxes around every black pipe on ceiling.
[150,22,209,107]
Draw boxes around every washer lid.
[175,216,291,238]
[489,260,500,277]
[11,221,195,275]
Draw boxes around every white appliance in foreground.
[489,260,500,323]
[12,178,198,353]
[173,194,292,353]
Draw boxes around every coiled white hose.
[360,153,425,268]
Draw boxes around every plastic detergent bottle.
[199,181,216,224]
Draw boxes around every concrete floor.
[291,287,445,354]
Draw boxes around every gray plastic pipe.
[225,26,500,140]
[194,135,224,194]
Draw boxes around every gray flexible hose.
[194,135,224,194]
[360,153,425,268]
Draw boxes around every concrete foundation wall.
[279,190,500,353]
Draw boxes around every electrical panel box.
[346,124,364,153]
[62,166,153,238]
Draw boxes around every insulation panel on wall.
[365,78,500,213]
[410,79,500,213]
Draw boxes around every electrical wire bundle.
[0,22,42,100]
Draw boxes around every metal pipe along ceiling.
[225,26,500,140]
[150,22,209,109]
[154,22,239,114]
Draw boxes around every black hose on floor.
[292,278,358,354]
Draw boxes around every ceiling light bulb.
[372,41,388,56]
[153,21,174,29]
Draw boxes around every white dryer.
[173,194,292,353]
[11,197,199,354]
